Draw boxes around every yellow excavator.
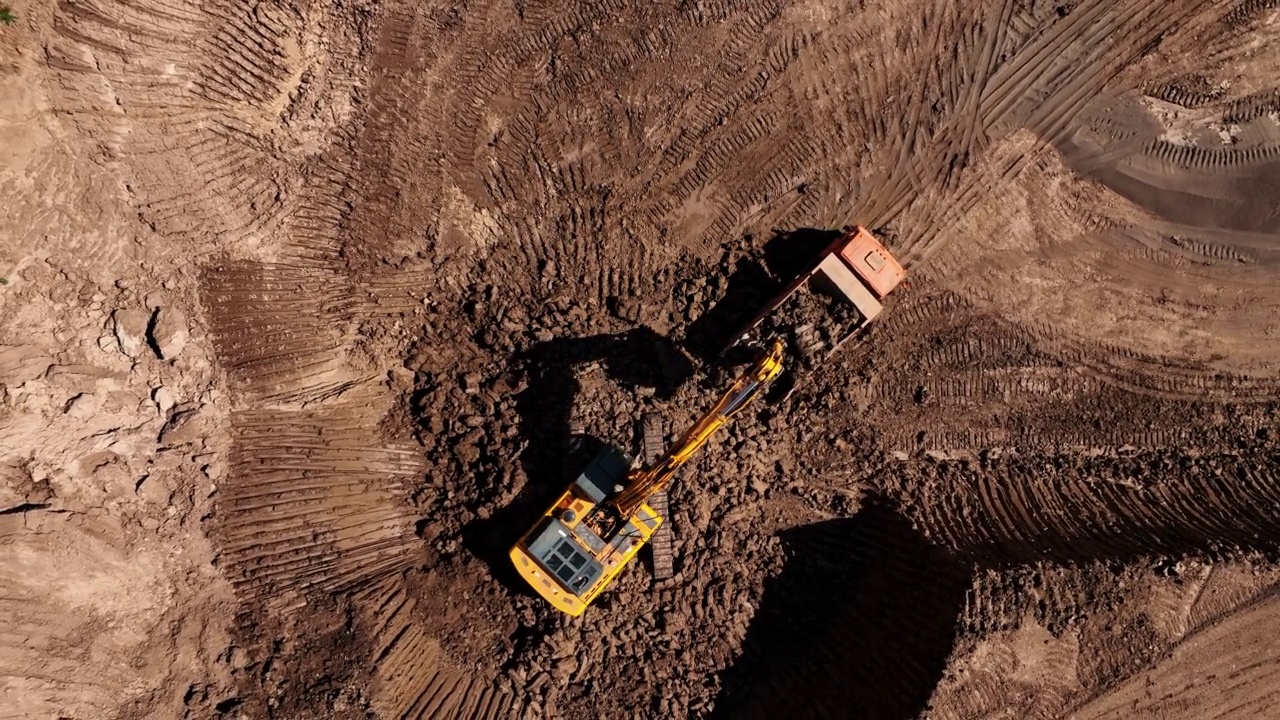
[509,340,784,616]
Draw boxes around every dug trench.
[458,327,695,594]
[417,224,881,610]
[437,223,851,596]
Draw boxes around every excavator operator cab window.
[538,534,603,597]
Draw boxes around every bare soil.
[3,0,1280,718]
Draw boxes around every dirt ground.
[2,0,1280,718]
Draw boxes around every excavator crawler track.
[642,412,675,583]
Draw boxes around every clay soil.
[3,1,1280,718]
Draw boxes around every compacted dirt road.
[2,0,1279,718]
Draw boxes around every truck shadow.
[713,501,970,720]
[460,327,694,594]
[685,228,842,363]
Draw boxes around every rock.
[153,386,176,413]
[200,458,227,481]
[112,309,150,358]
[386,366,414,388]
[455,441,481,465]
[406,347,436,372]
[137,475,172,505]
[47,364,123,380]
[749,477,769,496]
[0,464,52,512]
[610,296,643,323]
[65,393,98,418]
[148,307,188,360]
[485,325,511,350]
[0,346,53,383]
[152,449,185,470]
[491,373,519,394]
[552,655,578,684]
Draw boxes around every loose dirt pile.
[759,284,866,366]
[3,0,1280,718]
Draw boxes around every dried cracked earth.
[2,0,1280,718]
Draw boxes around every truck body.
[728,225,905,363]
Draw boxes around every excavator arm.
[609,339,784,519]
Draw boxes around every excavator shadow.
[461,327,694,596]
[713,501,971,720]
[685,227,842,364]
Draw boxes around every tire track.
[42,0,359,253]
[879,0,1217,264]
[1223,0,1280,28]
[1187,567,1280,632]
[418,1,794,300]
[822,285,1248,454]
[924,134,1280,403]
[1069,591,1280,719]
[200,262,362,404]
[931,577,1083,719]
[891,450,1280,568]
[216,402,423,611]
[366,575,523,720]
[188,2,543,714]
